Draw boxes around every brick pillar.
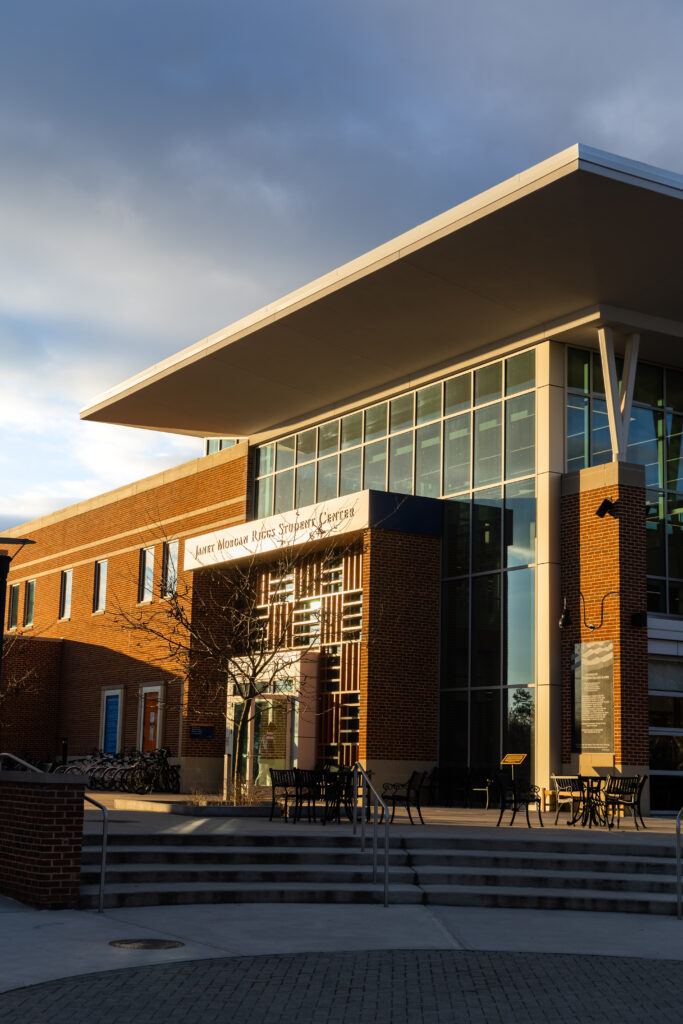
[359,527,441,790]
[560,462,649,781]
[0,772,85,909]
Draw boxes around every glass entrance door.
[232,698,293,785]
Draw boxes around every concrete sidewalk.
[1,893,683,995]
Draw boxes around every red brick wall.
[360,528,440,762]
[0,772,84,909]
[560,464,648,766]
[4,446,249,759]
[0,636,63,760]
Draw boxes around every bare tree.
[113,521,357,799]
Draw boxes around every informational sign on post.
[572,641,614,753]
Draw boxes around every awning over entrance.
[81,144,683,439]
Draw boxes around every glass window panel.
[505,480,535,567]
[24,580,35,626]
[444,374,471,416]
[443,499,470,577]
[363,440,387,491]
[340,412,362,450]
[365,403,387,442]
[276,436,295,471]
[207,439,219,454]
[650,775,683,814]
[60,569,72,619]
[339,448,362,496]
[666,412,683,491]
[474,403,502,487]
[649,735,683,772]
[388,432,413,494]
[471,574,501,688]
[592,352,623,397]
[647,578,666,613]
[646,492,666,577]
[472,487,502,573]
[7,584,19,630]
[591,398,612,466]
[505,393,535,479]
[633,363,663,407]
[415,422,441,498]
[441,579,469,689]
[318,421,339,458]
[649,694,683,729]
[317,456,338,502]
[295,463,316,507]
[416,383,441,425]
[256,444,274,476]
[161,544,175,599]
[296,429,316,464]
[474,363,502,405]
[667,493,683,580]
[443,412,470,494]
[648,659,683,692]
[274,469,294,514]
[470,688,500,774]
[506,351,535,395]
[390,393,414,433]
[256,476,273,518]
[503,687,534,777]
[627,407,663,488]
[439,691,469,771]
[567,394,589,472]
[567,348,590,392]
[670,582,683,616]
[667,369,683,411]
[505,569,535,686]
[139,549,154,603]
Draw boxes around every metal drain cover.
[109,939,185,950]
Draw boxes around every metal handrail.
[676,805,683,920]
[0,752,108,913]
[351,763,390,907]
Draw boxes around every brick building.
[3,144,683,809]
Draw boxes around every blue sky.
[2,0,683,530]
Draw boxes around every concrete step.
[406,848,676,875]
[80,862,414,886]
[420,883,678,915]
[413,865,675,894]
[81,845,409,867]
[82,832,403,849]
[78,881,420,910]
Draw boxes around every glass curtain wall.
[255,350,535,514]
[566,347,683,614]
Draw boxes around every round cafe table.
[569,775,607,828]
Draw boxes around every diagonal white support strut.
[598,327,640,461]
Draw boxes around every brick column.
[0,771,85,909]
[560,462,649,781]
[359,527,441,790]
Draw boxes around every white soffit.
[81,144,683,438]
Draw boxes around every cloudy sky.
[2,0,682,531]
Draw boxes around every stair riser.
[81,869,413,885]
[78,889,422,909]
[422,891,677,915]
[81,852,408,867]
[413,872,675,894]
[408,855,675,875]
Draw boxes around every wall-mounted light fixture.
[558,590,620,631]
[596,497,618,519]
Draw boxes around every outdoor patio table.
[569,775,607,828]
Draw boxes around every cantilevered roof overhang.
[81,144,683,439]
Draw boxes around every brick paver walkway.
[0,949,681,1023]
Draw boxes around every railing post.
[352,765,358,836]
[372,793,378,882]
[360,773,367,852]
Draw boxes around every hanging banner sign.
[572,640,614,753]
[185,492,370,569]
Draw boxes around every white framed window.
[59,569,73,620]
[7,583,19,630]
[138,547,154,603]
[100,687,123,755]
[93,559,107,612]
[161,540,179,598]
[23,580,35,627]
